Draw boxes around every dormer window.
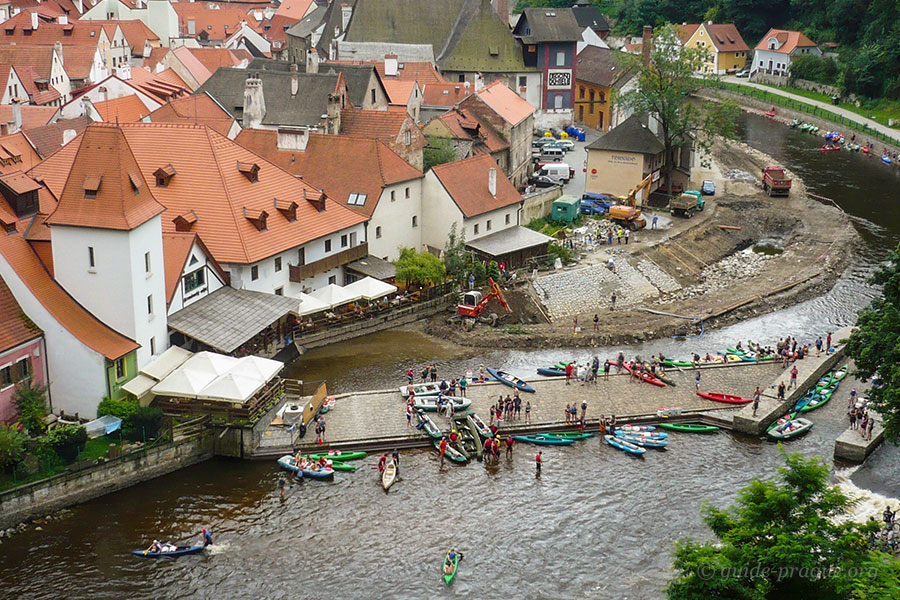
[83,174,102,199]
[237,161,260,182]
[244,208,268,231]
[154,163,176,186]
[173,210,197,232]
[347,193,366,206]
[274,198,298,222]
[129,173,142,195]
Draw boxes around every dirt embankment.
[423,139,857,349]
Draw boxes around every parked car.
[537,163,575,183]
[736,70,750,78]
[539,146,566,161]
[701,180,716,195]
[551,139,575,152]
[580,198,612,216]
[528,175,558,188]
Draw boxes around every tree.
[124,406,164,442]
[42,424,87,463]
[423,138,458,171]
[442,223,471,283]
[394,247,446,288]
[667,450,896,600]
[97,396,138,421]
[0,424,27,471]
[616,24,740,198]
[13,380,49,435]
[846,244,900,441]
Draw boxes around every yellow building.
[574,46,634,132]
[683,23,750,75]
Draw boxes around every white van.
[540,146,565,161]
[538,163,573,183]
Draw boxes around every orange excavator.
[457,277,511,326]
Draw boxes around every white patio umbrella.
[151,366,218,398]
[309,283,362,308]
[198,372,265,403]
[343,276,398,300]
[228,355,282,381]
[296,292,330,316]
[184,351,239,376]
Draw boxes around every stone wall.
[522,186,562,222]
[749,73,840,98]
[0,432,214,529]
[535,109,574,131]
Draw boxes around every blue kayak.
[487,368,535,393]
[537,367,565,377]
[616,434,668,448]
[604,435,645,455]
[277,455,335,480]
[132,545,204,558]
[614,430,667,440]
[513,435,575,446]
[277,455,303,478]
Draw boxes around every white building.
[751,28,820,77]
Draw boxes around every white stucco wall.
[57,77,161,120]
[462,205,520,241]
[51,216,167,367]
[166,239,226,315]
[367,178,423,260]
[0,255,109,416]
[421,169,465,251]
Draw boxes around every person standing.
[752,387,761,417]
[572,316,578,334]
[439,437,448,463]
[535,450,542,477]
[777,381,786,403]
[278,475,286,500]
[849,407,857,431]
[868,417,875,440]
[514,395,522,420]
[505,436,514,458]
[593,314,600,331]
[815,337,823,356]
[695,371,701,392]
[565,404,571,424]
[406,403,413,427]
[607,230,613,245]
[603,360,611,381]
[459,376,467,397]
[610,292,617,311]
[565,362,573,386]
[617,228,623,244]
[581,400,588,422]
[624,228,630,245]
[431,364,438,383]
[422,365,430,382]
[826,332,832,351]
[788,365,798,390]
[652,214,658,229]
[849,387,857,408]
[525,401,531,424]
[479,364,486,383]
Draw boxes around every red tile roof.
[0,11,107,47]
[59,44,102,80]
[754,28,818,53]
[0,45,55,80]
[340,106,410,141]
[375,61,446,84]
[147,94,237,137]
[45,125,166,230]
[161,231,226,306]
[381,79,417,106]
[0,225,138,360]
[422,81,470,106]
[434,108,507,153]
[275,0,314,20]
[703,23,749,52]
[172,3,267,42]
[22,116,90,157]
[91,94,152,123]
[675,24,700,45]
[32,123,368,264]
[92,20,161,54]
[431,154,521,219]
[0,105,56,131]
[0,273,42,353]
[127,68,191,102]
[0,132,42,174]
[473,80,534,126]
[235,129,421,218]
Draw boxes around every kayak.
[799,386,836,412]
[697,392,753,405]
[434,440,468,463]
[604,434,645,455]
[277,455,303,478]
[513,435,575,446]
[830,365,849,383]
[616,434,668,448]
[132,545,204,558]
[614,429,667,440]
[767,411,796,433]
[819,145,842,152]
[451,414,483,459]
[442,548,460,585]
[329,461,356,472]
[663,359,693,368]
[793,390,818,412]
[413,395,472,412]
[767,417,813,440]
[382,460,397,491]
[467,412,492,439]
[399,382,442,398]
[486,368,535,393]
[537,367,566,377]
[544,432,595,440]
[618,424,655,433]
[416,410,443,439]
[657,423,719,434]
[301,466,335,480]
[308,450,367,462]
[620,361,666,387]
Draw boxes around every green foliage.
[0,424,28,470]
[124,406,163,442]
[43,424,87,463]
[790,55,841,86]
[547,243,573,264]
[525,217,548,231]
[13,380,49,435]
[667,450,895,600]
[617,25,739,195]
[394,247,447,288]
[423,138,458,171]
[471,260,487,285]
[846,244,900,441]
[96,396,138,421]
[487,261,501,281]
[443,223,470,282]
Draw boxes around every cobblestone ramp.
[636,259,682,293]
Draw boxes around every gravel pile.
[662,248,777,302]
[724,169,759,184]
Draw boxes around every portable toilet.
[552,194,580,223]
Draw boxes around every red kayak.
[819,146,841,152]
[620,361,666,388]
[765,111,776,118]
[697,392,753,405]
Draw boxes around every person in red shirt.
[535,451,542,477]
[565,362,573,385]
[505,436,514,457]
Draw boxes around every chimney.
[642,25,652,68]
[326,93,340,134]
[31,11,39,30]
[54,41,63,65]
[117,64,132,80]
[306,48,318,74]
[488,167,497,198]
[340,4,352,31]
[243,73,266,128]
[494,0,509,26]
[80,96,92,117]
[290,63,298,96]
[62,129,77,146]
[708,20,713,25]
[10,101,22,134]
[59,14,68,25]
[135,0,143,8]
[384,53,398,77]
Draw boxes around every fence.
[707,80,900,146]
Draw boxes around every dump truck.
[762,166,791,197]
[607,205,646,230]
[670,193,704,218]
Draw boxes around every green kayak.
[442,548,460,585]
[767,411,797,432]
[830,365,849,383]
[657,423,719,434]
[308,451,367,462]
[799,386,836,412]
[545,432,596,440]
[328,461,356,472]
[664,359,693,368]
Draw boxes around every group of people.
[291,452,330,472]
[564,356,607,385]
[483,434,514,462]
[377,450,400,473]
[849,393,876,441]
[489,392,528,424]
[145,529,212,554]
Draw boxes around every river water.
[3,113,900,600]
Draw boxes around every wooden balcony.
[289,242,368,282]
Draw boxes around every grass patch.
[502,324,532,335]
[758,83,900,130]
[0,435,125,492]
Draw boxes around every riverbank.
[423,140,857,349]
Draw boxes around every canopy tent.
[186,351,239,376]
[343,276,398,300]
[151,352,284,404]
[309,283,362,308]
[296,292,330,316]
[151,365,218,397]
[199,372,265,403]
[123,346,194,400]
[226,354,282,381]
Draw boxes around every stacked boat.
[605,425,669,456]
[513,432,594,446]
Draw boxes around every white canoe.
[382,460,397,491]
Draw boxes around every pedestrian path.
[722,76,900,145]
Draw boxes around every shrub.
[548,243,573,264]
[124,406,163,442]
[13,380,49,435]
[43,424,87,463]
[487,261,501,281]
[0,424,28,471]
[96,396,138,421]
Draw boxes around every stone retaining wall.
[0,432,214,530]
[522,186,562,223]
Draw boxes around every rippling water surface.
[2,112,900,599]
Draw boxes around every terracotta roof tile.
[339,105,409,141]
[703,23,749,52]
[0,45,55,80]
[162,231,195,305]
[0,171,41,195]
[421,81,469,106]
[32,123,367,264]
[21,116,90,158]
[0,227,138,360]
[676,24,700,45]
[381,79,417,105]
[754,28,818,53]
[46,125,166,230]
[91,94,152,123]
[0,11,107,47]
[375,61,446,84]
[473,80,534,126]
[275,0,314,20]
[172,3,267,42]
[0,273,42,352]
[127,68,191,102]
[147,94,237,137]
[434,108,507,153]
[0,132,42,174]
[431,154,520,219]
[235,129,422,218]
